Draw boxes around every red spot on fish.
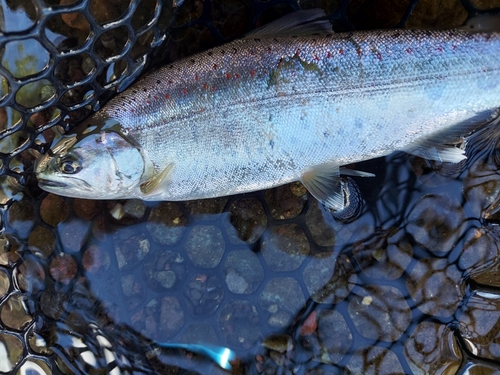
[295,49,301,56]
[250,70,255,77]
[201,107,205,112]
[327,51,331,58]
[235,73,240,79]
[203,83,208,90]
[313,55,319,61]
[406,48,412,54]
[356,49,361,56]
[146,100,150,104]
[194,74,199,81]
[437,46,443,52]
[277,58,283,68]
[153,95,158,100]
[130,109,135,113]
[452,45,457,50]
[339,48,344,55]
[165,94,170,99]
[183,88,187,95]
[226,73,231,79]
[377,51,382,61]
[212,64,217,70]
[212,86,216,91]
[168,80,173,85]
[267,47,272,53]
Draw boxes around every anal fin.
[140,163,174,196]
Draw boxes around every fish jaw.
[35,130,148,200]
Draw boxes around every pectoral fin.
[140,164,174,195]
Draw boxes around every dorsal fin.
[244,9,331,39]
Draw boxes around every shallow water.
[1,0,500,374]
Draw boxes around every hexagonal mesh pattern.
[1,0,499,375]
[0,0,179,186]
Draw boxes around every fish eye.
[58,155,81,174]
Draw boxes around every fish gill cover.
[1,0,500,375]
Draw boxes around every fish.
[35,9,500,212]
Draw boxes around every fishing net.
[0,0,498,374]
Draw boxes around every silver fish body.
[36,28,500,207]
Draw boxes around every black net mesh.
[0,0,499,374]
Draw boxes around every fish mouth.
[38,179,67,188]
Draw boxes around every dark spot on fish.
[143,88,147,92]
[269,140,274,149]
[207,51,213,56]
[232,48,237,53]
[169,65,174,69]
[132,90,137,94]
[190,59,195,64]
[254,38,261,42]
[220,50,225,55]
[323,132,329,138]
[156,80,161,84]
[393,32,400,38]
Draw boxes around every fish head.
[36,130,145,199]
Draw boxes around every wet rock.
[261,224,309,272]
[264,182,307,220]
[123,199,146,220]
[262,334,293,353]
[404,321,462,374]
[459,227,500,287]
[184,274,224,316]
[82,245,110,275]
[40,194,69,227]
[1,293,33,330]
[348,285,411,342]
[259,277,305,328]
[184,225,225,268]
[0,269,9,297]
[155,270,176,289]
[28,328,53,355]
[347,0,410,29]
[305,200,338,247]
[15,256,46,293]
[146,202,187,245]
[219,299,261,349]
[345,346,405,375]
[303,252,356,304]
[49,253,77,284]
[457,291,500,362]
[7,197,35,236]
[406,257,463,318]
[183,197,228,219]
[0,332,23,372]
[0,234,21,266]
[226,198,267,244]
[223,250,264,294]
[114,233,150,270]
[143,250,186,291]
[121,274,145,310]
[160,296,185,338]
[27,225,55,257]
[353,228,413,280]
[58,219,89,253]
[406,0,468,28]
[316,310,352,364]
[73,198,101,220]
[470,0,500,9]
[406,194,465,254]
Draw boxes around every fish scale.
[36,28,500,208]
